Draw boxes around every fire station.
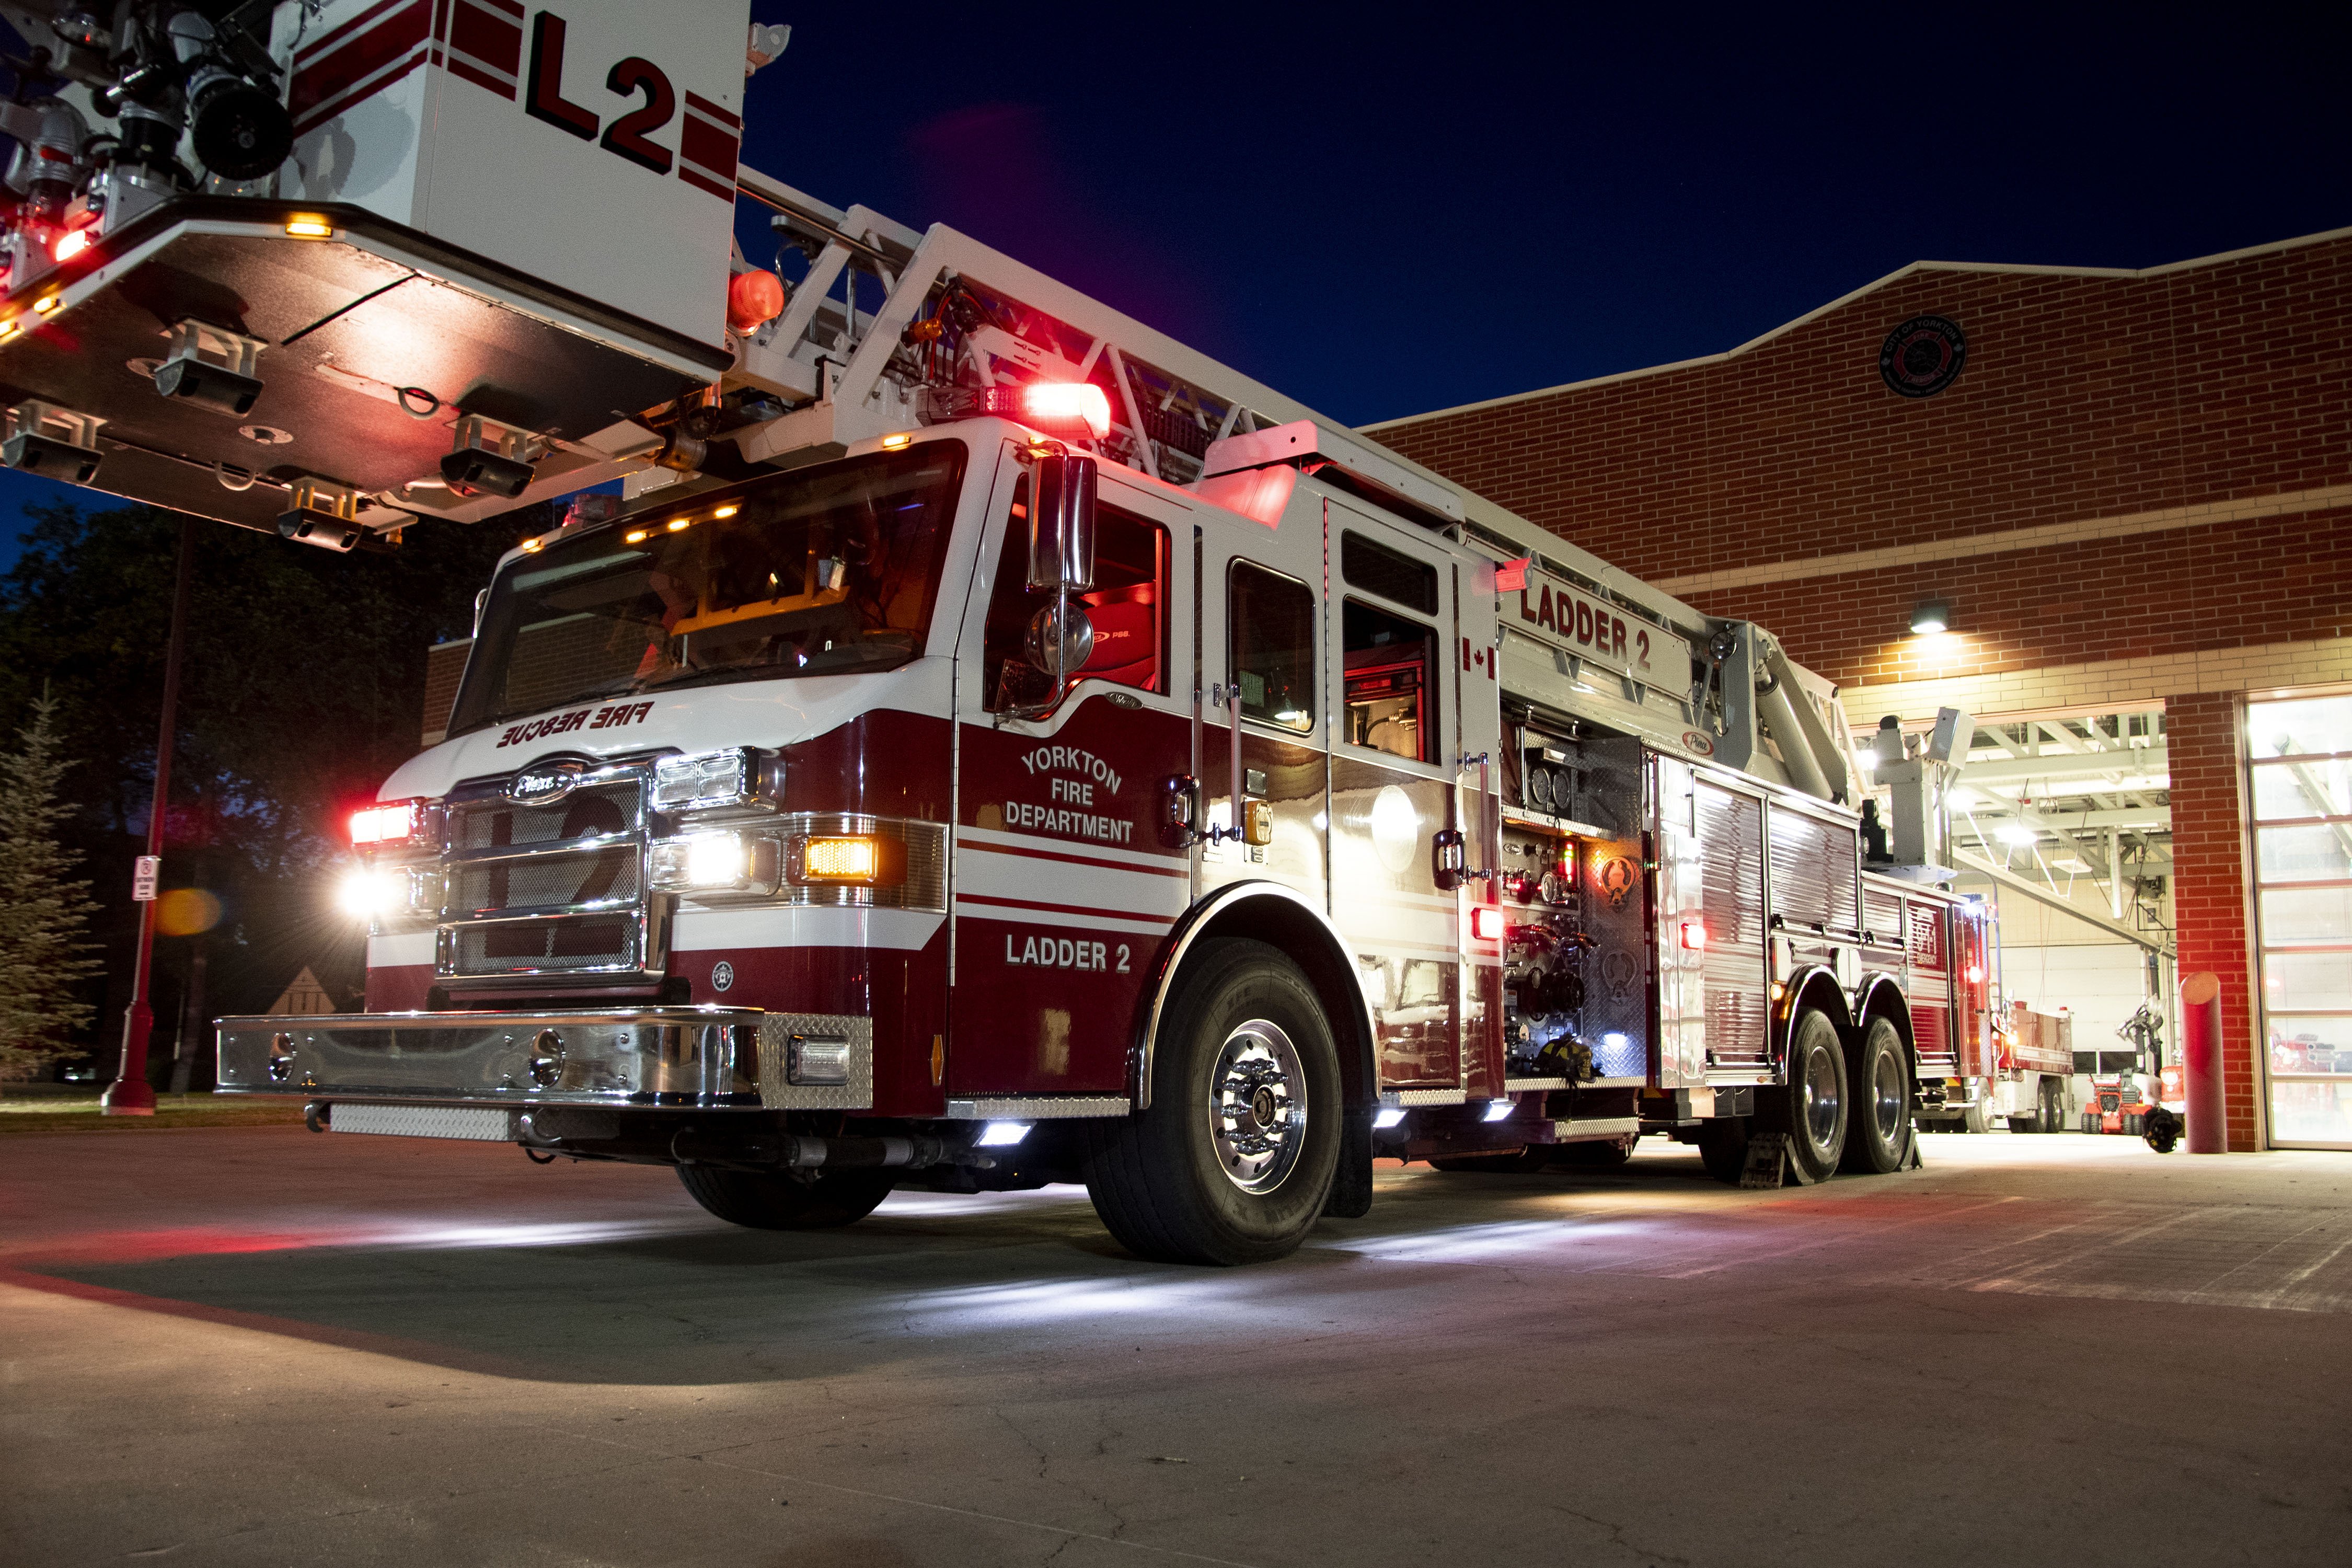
[1369,227,2352,1149]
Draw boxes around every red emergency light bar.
[350,799,424,849]
[928,382,1113,441]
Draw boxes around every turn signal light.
[284,216,335,239]
[792,834,906,886]
[350,800,423,848]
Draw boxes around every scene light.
[1373,1107,1407,1129]
[349,800,420,848]
[976,1122,1031,1147]
[1996,823,2036,846]
[1482,1100,1515,1122]
[1910,597,1952,636]
[284,216,334,239]
[1470,905,1505,942]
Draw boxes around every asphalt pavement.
[4,1125,2348,1567]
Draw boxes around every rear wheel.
[1083,939,1341,1265]
[676,1164,894,1230]
[1840,1017,1914,1174]
[1765,1009,1849,1181]
[2039,1076,2066,1133]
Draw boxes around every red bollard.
[2181,971,2226,1154]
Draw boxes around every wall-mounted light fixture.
[1910,597,1952,635]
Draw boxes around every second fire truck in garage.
[3,0,1994,1262]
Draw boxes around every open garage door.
[2246,693,2352,1148]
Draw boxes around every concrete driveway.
[4,1126,2347,1566]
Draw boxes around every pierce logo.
[507,765,581,804]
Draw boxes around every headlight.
[650,831,779,895]
[337,864,440,920]
[653,748,777,812]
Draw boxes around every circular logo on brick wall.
[1880,315,1967,398]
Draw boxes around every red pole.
[101,516,198,1117]
[2180,970,2226,1154]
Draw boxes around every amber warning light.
[792,834,906,887]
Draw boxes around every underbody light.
[1373,1108,1407,1129]
[1482,1100,1515,1122]
[976,1122,1031,1147]
[285,215,335,239]
[713,504,739,518]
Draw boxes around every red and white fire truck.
[3,0,1996,1262]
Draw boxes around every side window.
[1229,561,1316,732]
[983,480,1169,712]
[1341,531,1438,615]
[1342,598,1436,762]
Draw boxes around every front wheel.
[1083,939,1341,1265]
[1840,1017,1914,1174]
[1765,1009,1849,1181]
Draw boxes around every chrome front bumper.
[214,1008,874,1110]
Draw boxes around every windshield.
[449,442,969,735]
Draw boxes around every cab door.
[1320,501,1478,1096]
[947,444,1197,1098]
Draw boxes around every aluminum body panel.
[216,1008,765,1106]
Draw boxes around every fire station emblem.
[1601,950,1639,1002]
[1880,316,1967,398]
[1596,854,1636,911]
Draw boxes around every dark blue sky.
[5,4,2346,564]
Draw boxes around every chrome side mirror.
[1024,599,1094,675]
[1028,453,1097,591]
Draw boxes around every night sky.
[3,4,2346,563]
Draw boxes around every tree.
[0,693,101,1080]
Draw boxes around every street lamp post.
[101,515,198,1116]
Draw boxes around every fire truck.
[3,0,1995,1262]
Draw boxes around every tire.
[675,1163,894,1230]
[1699,1116,1750,1184]
[1082,939,1342,1265]
[2038,1076,2065,1133]
[1763,1009,1849,1181]
[1840,1017,1913,1175]
[1961,1096,1991,1135]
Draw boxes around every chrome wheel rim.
[1803,1043,1841,1150]
[1209,1019,1308,1194]
[1872,1045,1906,1144]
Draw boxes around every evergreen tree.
[0,693,102,1080]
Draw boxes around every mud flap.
[1323,1106,1374,1218]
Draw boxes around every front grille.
[438,763,658,984]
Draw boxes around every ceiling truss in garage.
[1861,706,2172,935]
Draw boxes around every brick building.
[1368,226,2352,1150]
